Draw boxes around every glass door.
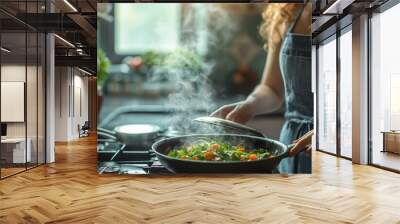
[317,36,337,154]
[370,3,400,171]
[0,1,47,179]
[339,28,352,158]
[1,31,28,178]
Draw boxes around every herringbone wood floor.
[1,135,400,224]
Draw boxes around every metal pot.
[114,124,161,146]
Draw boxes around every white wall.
[55,67,69,141]
[1,64,46,164]
[1,65,41,137]
[1,65,26,139]
[54,67,89,141]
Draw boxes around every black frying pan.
[152,134,296,173]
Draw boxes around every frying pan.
[152,134,296,173]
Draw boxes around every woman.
[211,3,314,173]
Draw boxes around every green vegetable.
[167,140,274,162]
[97,49,111,89]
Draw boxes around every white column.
[352,14,369,164]
[45,0,55,163]
[46,33,55,163]
[312,45,317,150]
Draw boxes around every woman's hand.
[210,101,255,124]
[289,130,314,156]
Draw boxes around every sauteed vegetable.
[167,140,273,161]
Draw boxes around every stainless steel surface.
[114,124,161,145]
[193,116,265,138]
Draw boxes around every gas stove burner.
[98,162,149,174]
[98,124,177,174]
[98,161,121,173]
[118,164,148,175]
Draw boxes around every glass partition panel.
[0,0,46,179]
[1,30,28,177]
[27,31,38,169]
[371,4,400,171]
[317,37,337,154]
[339,29,352,158]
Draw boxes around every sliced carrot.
[204,151,215,160]
[209,143,220,152]
[237,147,245,152]
[249,154,257,161]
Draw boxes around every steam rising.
[148,4,238,135]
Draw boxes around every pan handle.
[286,143,309,157]
[286,130,314,157]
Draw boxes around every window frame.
[0,2,48,180]
[99,4,185,63]
[314,21,352,161]
[367,0,400,173]
[113,3,182,55]
[314,0,400,173]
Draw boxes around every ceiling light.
[54,34,75,48]
[1,47,11,53]
[63,0,78,12]
[78,67,93,76]
[323,0,355,15]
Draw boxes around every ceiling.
[312,0,391,43]
[0,0,96,73]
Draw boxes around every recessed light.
[78,67,93,76]
[322,0,354,15]
[54,34,75,48]
[1,47,11,53]
[63,0,78,12]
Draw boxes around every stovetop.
[97,103,218,175]
[97,100,273,174]
[97,127,182,174]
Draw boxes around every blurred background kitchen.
[97,3,285,139]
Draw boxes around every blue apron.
[277,6,313,174]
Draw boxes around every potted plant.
[97,49,111,112]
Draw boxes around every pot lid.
[114,124,161,135]
[193,116,264,138]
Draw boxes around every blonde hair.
[259,3,303,50]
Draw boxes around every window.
[0,2,46,179]
[317,37,337,154]
[114,3,182,54]
[339,29,352,158]
[370,3,400,171]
